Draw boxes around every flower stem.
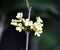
[25,0,29,9]
[28,7,32,20]
[25,32,30,50]
[25,7,32,50]
[25,0,32,50]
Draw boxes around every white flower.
[11,19,19,23]
[31,22,43,30]
[35,32,41,37]
[23,18,33,26]
[36,17,43,23]
[16,12,23,18]
[34,30,43,37]
[16,12,23,21]
[16,27,22,32]
[16,23,24,32]
[23,18,29,26]
[30,22,43,37]
[11,22,18,26]
[29,21,33,26]
[11,19,19,26]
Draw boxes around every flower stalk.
[26,0,32,50]
[25,0,29,9]
[28,7,32,20]
[25,0,32,50]
[25,7,32,50]
[25,32,29,50]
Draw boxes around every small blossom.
[16,27,22,32]
[11,19,19,26]
[30,22,43,37]
[23,18,33,26]
[34,30,43,37]
[34,32,40,37]
[29,21,33,26]
[16,23,24,32]
[36,17,43,23]
[23,18,29,26]
[11,22,18,26]
[11,19,20,23]
[23,19,29,26]
[31,22,43,30]
[16,12,23,21]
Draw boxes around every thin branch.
[25,0,29,9]
[25,32,30,50]
[25,0,32,50]
[28,7,32,20]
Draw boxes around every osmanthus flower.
[36,17,43,23]
[30,22,43,37]
[16,12,23,22]
[16,23,24,32]
[11,19,18,26]
[22,18,33,26]
[11,12,43,37]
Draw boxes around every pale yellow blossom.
[11,19,18,26]
[16,23,24,32]
[23,18,33,26]
[16,27,22,32]
[11,19,15,22]
[16,12,23,21]
[30,22,43,37]
[11,22,18,26]
[35,32,40,37]
[34,30,43,37]
[31,22,43,30]
[11,19,20,23]
[29,21,33,26]
[36,17,43,23]
[23,18,29,26]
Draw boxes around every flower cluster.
[11,12,43,37]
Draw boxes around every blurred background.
[0,0,60,50]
